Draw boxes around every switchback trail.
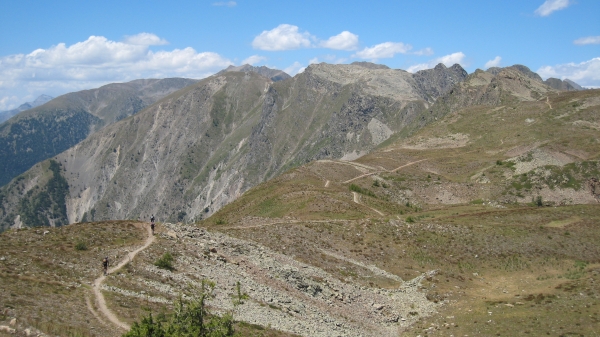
[343,159,428,184]
[90,223,155,331]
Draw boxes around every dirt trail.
[546,96,552,109]
[352,191,384,216]
[324,180,330,187]
[91,224,155,331]
[343,159,427,184]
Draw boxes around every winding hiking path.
[91,224,155,331]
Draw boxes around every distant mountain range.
[0,94,53,124]
[0,78,197,187]
[0,63,589,231]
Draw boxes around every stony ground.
[102,222,439,337]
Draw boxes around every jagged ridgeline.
[0,62,468,230]
[0,78,198,187]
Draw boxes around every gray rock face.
[0,62,469,230]
[433,65,558,118]
[544,78,584,91]
[0,78,197,187]
[412,63,468,103]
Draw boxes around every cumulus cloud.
[319,31,359,51]
[574,36,600,45]
[0,34,232,110]
[406,52,467,73]
[537,57,600,87]
[284,61,305,76]
[212,1,236,7]
[242,55,267,65]
[534,0,571,16]
[352,42,412,60]
[252,24,314,51]
[484,56,502,69]
[123,33,168,45]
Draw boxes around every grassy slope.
[203,88,600,336]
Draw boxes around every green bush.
[349,184,377,198]
[75,241,87,251]
[124,281,237,337]
[155,252,174,271]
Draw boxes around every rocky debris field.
[107,223,439,337]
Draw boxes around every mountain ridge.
[0,62,469,230]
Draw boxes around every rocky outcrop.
[412,63,468,103]
[544,78,584,91]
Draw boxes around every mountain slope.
[0,78,197,186]
[199,74,600,336]
[0,62,467,231]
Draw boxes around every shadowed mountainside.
[0,78,198,187]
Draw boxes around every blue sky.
[0,0,598,110]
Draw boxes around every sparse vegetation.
[124,282,236,337]
[154,252,174,271]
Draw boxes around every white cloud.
[242,55,267,65]
[0,35,232,110]
[534,0,571,16]
[124,33,168,46]
[320,31,359,51]
[413,47,434,56]
[353,42,412,60]
[252,24,314,51]
[574,36,600,45]
[406,52,467,73]
[484,56,502,69]
[0,95,19,111]
[406,63,430,73]
[309,57,320,64]
[284,61,305,76]
[537,57,600,87]
[212,1,236,7]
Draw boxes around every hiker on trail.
[150,215,155,235]
[102,256,109,276]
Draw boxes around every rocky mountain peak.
[505,64,543,82]
[350,61,390,69]
[544,77,584,91]
[412,63,468,103]
[219,64,291,82]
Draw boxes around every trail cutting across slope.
[343,159,428,184]
[352,191,384,216]
[91,224,155,331]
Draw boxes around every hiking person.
[150,215,155,235]
[102,256,109,276]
